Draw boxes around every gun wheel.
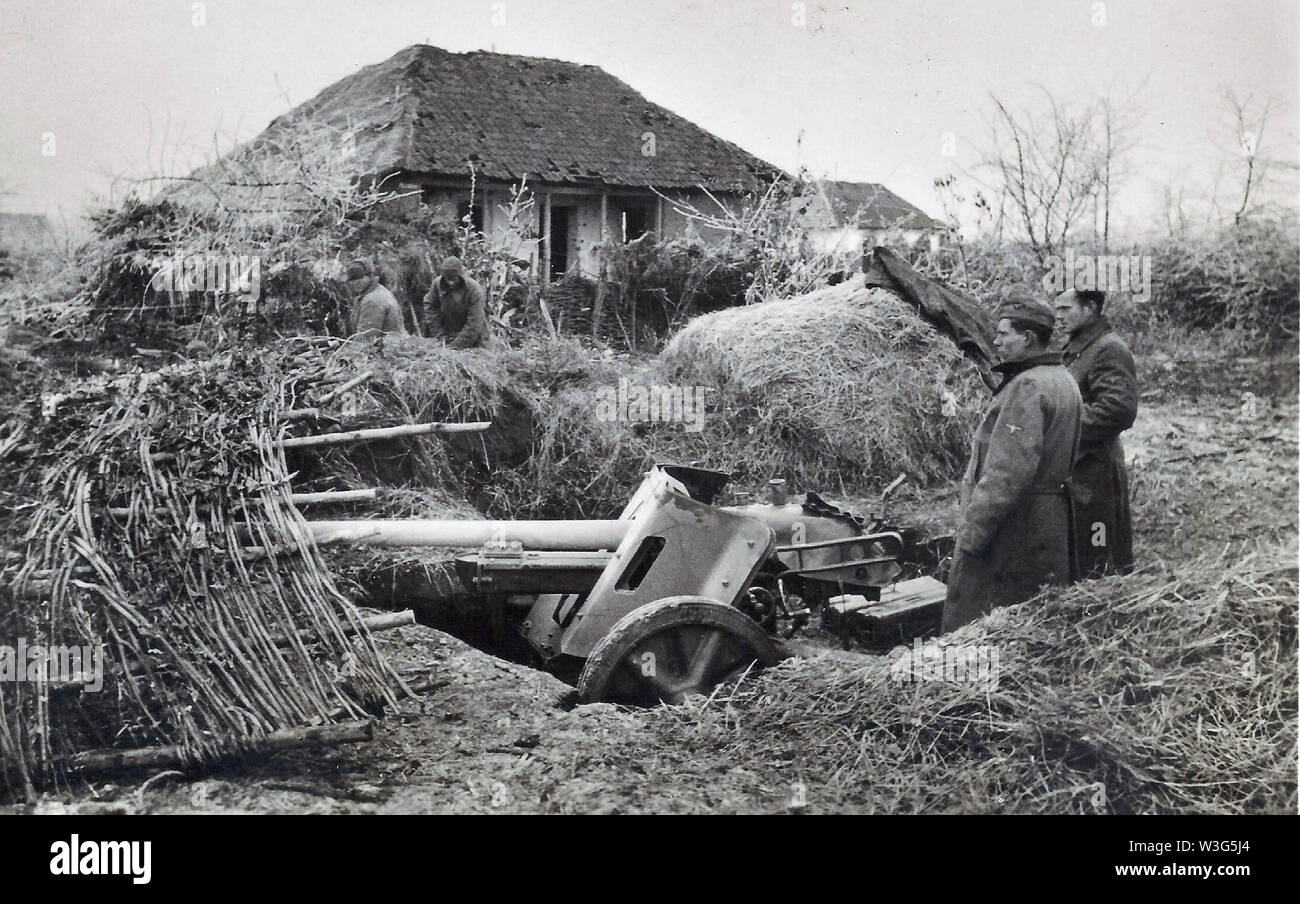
[577,596,783,706]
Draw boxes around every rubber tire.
[577,596,784,705]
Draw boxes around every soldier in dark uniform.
[1053,290,1139,577]
[942,298,1083,632]
[346,259,406,338]
[422,256,490,349]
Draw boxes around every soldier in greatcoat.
[942,298,1083,632]
[1053,289,1139,577]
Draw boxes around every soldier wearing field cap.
[346,259,407,338]
[1053,289,1138,577]
[942,296,1083,632]
[423,256,489,349]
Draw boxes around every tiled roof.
[809,180,946,231]
[257,45,782,192]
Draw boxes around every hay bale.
[659,276,986,489]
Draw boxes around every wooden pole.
[159,417,471,461]
[270,610,415,648]
[542,192,552,283]
[67,720,374,775]
[280,421,490,450]
[318,371,375,406]
[290,489,379,505]
[591,261,607,339]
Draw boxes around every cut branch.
[279,421,490,449]
[317,371,375,405]
[67,719,375,775]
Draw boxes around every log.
[317,370,375,405]
[297,519,630,551]
[67,719,374,775]
[349,610,416,634]
[280,421,490,449]
[283,407,321,421]
[290,488,379,505]
[270,610,415,648]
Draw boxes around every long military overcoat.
[1063,317,1138,576]
[942,353,1082,632]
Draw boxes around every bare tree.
[979,87,1131,263]
[1092,94,1143,251]
[1223,89,1278,225]
[1160,180,1190,238]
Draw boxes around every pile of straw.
[650,543,1297,813]
[0,346,402,799]
[660,277,987,489]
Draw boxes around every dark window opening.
[616,536,665,592]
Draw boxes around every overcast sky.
[2,0,1296,238]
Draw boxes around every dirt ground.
[22,352,1298,815]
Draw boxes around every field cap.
[345,259,374,280]
[998,296,1055,331]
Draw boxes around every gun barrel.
[298,519,630,551]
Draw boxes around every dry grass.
[646,541,1297,813]
[290,281,998,532]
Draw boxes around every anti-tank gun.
[300,465,949,704]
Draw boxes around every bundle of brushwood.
[0,343,408,800]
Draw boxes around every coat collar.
[992,351,1063,393]
[1063,315,1113,359]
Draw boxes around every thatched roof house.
[300,44,778,192]
[174,45,783,278]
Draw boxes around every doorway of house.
[618,201,650,242]
[549,206,573,278]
